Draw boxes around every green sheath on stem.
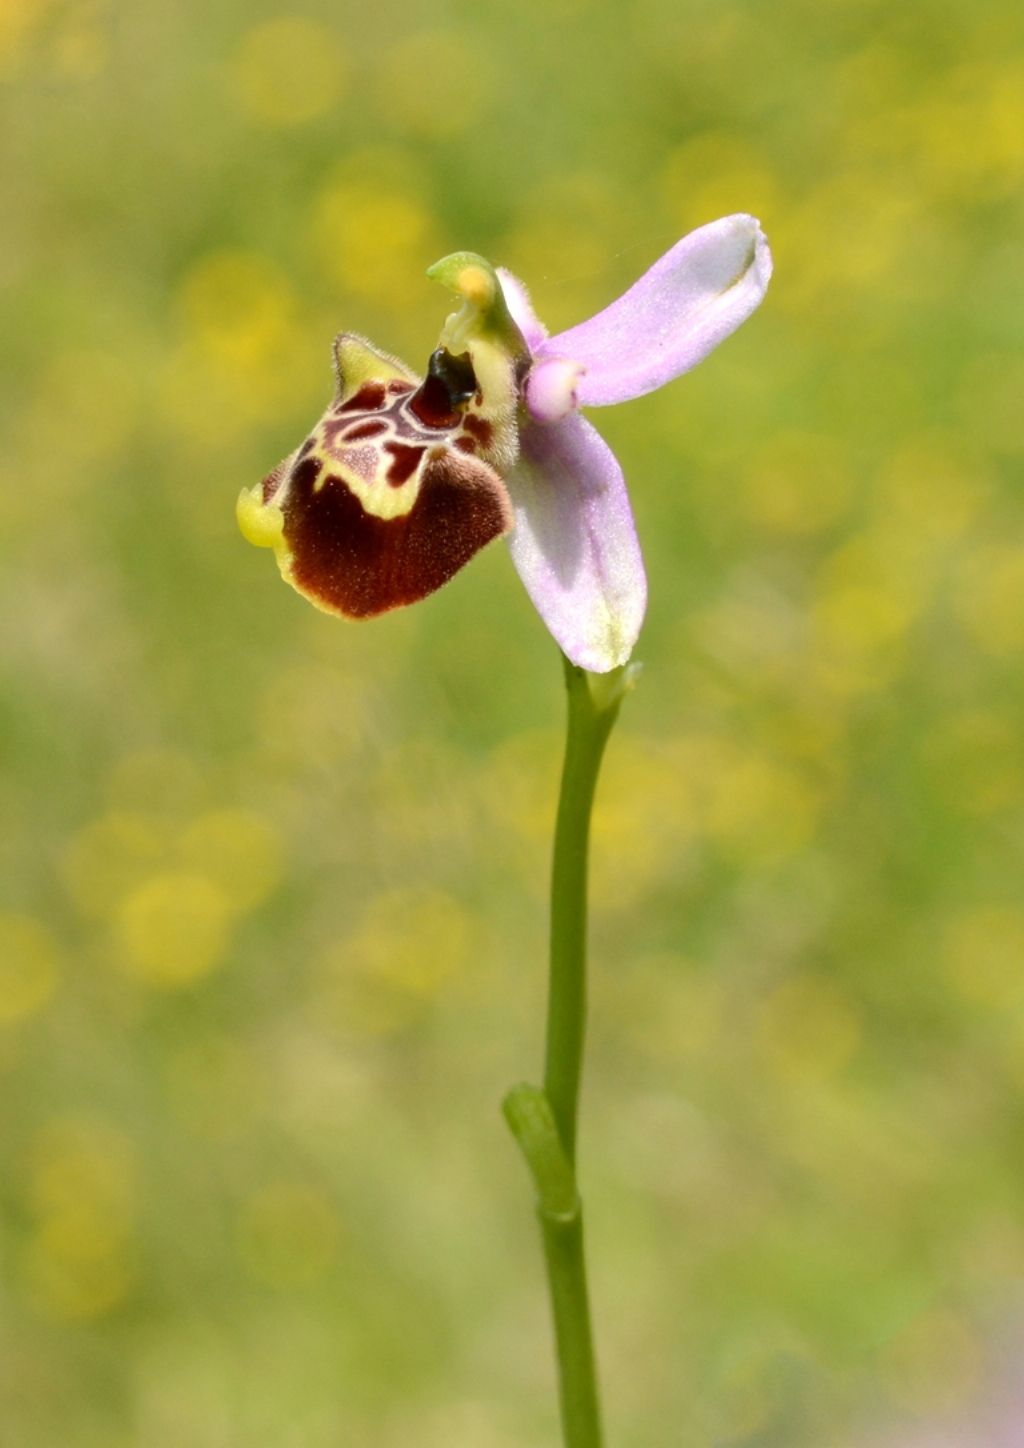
[504,652,636,1448]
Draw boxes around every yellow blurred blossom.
[772,172,922,318]
[351,887,472,996]
[178,809,283,913]
[22,1211,135,1320]
[954,542,1024,656]
[51,0,109,82]
[164,249,316,448]
[311,176,440,313]
[368,740,476,861]
[19,349,140,486]
[393,1397,525,1448]
[944,905,1024,1008]
[757,974,863,1082]
[499,175,624,331]
[812,578,914,659]
[0,913,60,1025]
[908,62,1024,202]
[689,583,807,698]
[62,812,168,920]
[923,711,1023,817]
[704,749,820,866]
[229,18,346,128]
[106,748,204,816]
[376,32,493,140]
[742,431,853,537]
[983,61,1024,188]
[614,956,725,1067]
[237,1180,340,1289]
[809,532,923,694]
[874,435,991,545]
[313,888,473,1036]
[504,209,608,305]
[592,734,700,911]
[660,132,781,238]
[256,658,375,764]
[22,1116,138,1321]
[65,773,283,990]
[28,1115,137,1226]
[482,729,560,855]
[114,872,234,987]
[178,250,298,369]
[158,339,318,455]
[0,0,49,72]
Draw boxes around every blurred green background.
[2,0,1023,1443]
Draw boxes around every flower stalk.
[504,654,636,1447]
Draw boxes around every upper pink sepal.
[495,267,549,353]
[536,214,772,408]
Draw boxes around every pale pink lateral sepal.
[503,414,647,673]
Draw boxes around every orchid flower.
[237,214,771,672]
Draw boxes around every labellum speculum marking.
[238,333,518,619]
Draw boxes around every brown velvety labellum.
[282,452,511,618]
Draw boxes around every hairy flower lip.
[237,330,518,621]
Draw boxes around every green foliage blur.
[2,0,1023,1442]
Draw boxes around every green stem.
[544,657,623,1164]
[504,653,635,1448]
[540,1211,600,1447]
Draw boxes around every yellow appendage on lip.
[237,485,295,592]
[236,485,286,550]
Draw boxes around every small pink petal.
[504,414,647,672]
[496,267,549,352]
[538,214,772,407]
[524,356,586,424]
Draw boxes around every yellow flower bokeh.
[943,905,1024,1008]
[178,250,298,370]
[375,32,493,140]
[114,872,235,987]
[0,913,60,1026]
[229,18,347,128]
[63,784,283,991]
[311,172,441,313]
[311,887,474,1037]
[757,975,864,1083]
[236,1180,341,1289]
[21,1117,138,1322]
